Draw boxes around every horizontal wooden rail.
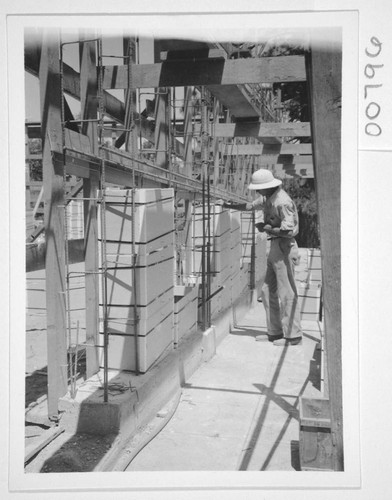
[183,121,310,138]
[102,55,306,89]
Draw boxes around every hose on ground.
[111,389,182,471]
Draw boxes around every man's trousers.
[260,238,302,339]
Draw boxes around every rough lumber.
[306,29,343,470]
[39,30,68,420]
[79,35,100,378]
[25,427,64,464]
[207,84,261,119]
[101,55,306,89]
[189,121,310,138]
[25,45,158,143]
[160,48,227,61]
[183,86,194,177]
[268,163,314,178]
[221,143,312,156]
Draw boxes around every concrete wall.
[98,188,175,373]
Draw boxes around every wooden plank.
[200,142,313,155]
[207,84,261,119]
[123,37,139,155]
[25,427,64,464]
[25,45,162,145]
[183,86,194,177]
[102,55,306,89]
[223,150,313,165]
[160,48,226,61]
[267,163,314,178]
[39,30,68,420]
[306,29,343,470]
[79,34,100,379]
[189,121,310,138]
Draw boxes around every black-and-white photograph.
[23,24,344,474]
[9,2,392,498]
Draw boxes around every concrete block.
[104,257,175,306]
[103,188,174,244]
[100,289,174,337]
[174,286,198,345]
[98,311,174,373]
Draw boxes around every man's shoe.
[257,296,263,303]
[256,333,283,342]
[273,337,302,346]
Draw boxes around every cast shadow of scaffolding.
[237,339,321,471]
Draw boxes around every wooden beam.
[223,151,313,166]
[123,37,139,155]
[25,46,158,142]
[154,92,169,170]
[268,164,314,178]
[221,143,312,156]
[160,48,226,61]
[206,84,261,119]
[79,33,100,378]
[306,29,343,470]
[188,121,310,138]
[102,55,306,89]
[39,30,68,420]
[183,86,194,177]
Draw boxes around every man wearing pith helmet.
[224,168,302,346]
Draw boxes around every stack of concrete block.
[253,234,267,282]
[190,204,217,276]
[26,270,47,331]
[240,212,254,264]
[98,188,175,373]
[66,199,84,240]
[230,210,248,301]
[210,206,231,317]
[26,263,86,342]
[174,285,199,346]
[296,248,322,321]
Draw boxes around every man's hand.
[222,201,248,210]
[263,225,281,237]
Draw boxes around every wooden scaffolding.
[24,28,343,470]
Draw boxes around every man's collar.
[266,185,282,202]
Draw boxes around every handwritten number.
[365,37,382,57]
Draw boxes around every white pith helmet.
[248,169,282,190]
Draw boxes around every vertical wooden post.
[154,40,169,171]
[39,30,67,420]
[123,36,139,156]
[154,89,169,170]
[306,28,343,470]
[79,33,100,378]
[212,98,221,188]
[25,125,31,211]
[183,86,194,178]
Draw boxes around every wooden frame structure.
[25,29,343,469]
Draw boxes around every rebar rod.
[97,36,109,403]
[126,37,140,375]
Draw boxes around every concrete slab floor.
[126,303,323,472]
